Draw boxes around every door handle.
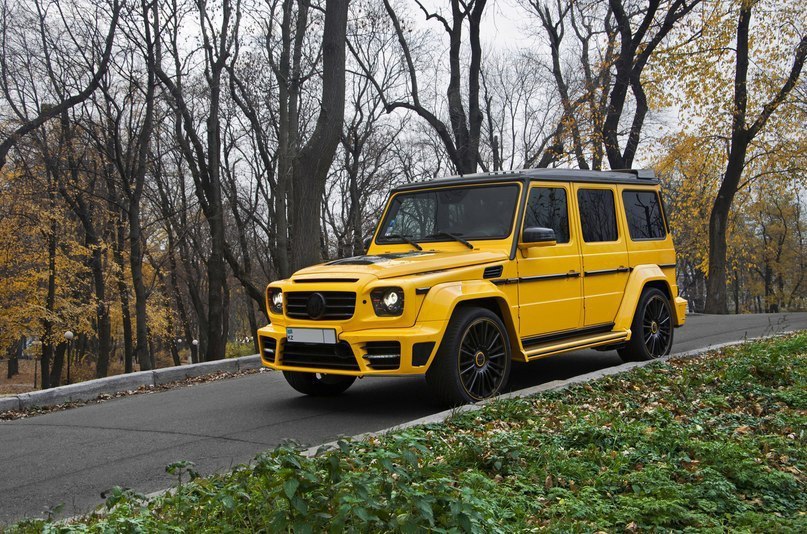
[567,270,580,277]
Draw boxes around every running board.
[524,331,628,360]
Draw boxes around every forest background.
[0,0,804,389]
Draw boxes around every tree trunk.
[289,0,349,271]
[50,343,66,388]
[90,243,112,377]
[129,200,152,369]
[6,356,18,379]
[128,4,156,371]
[112,215,134,373]
[6,337,22,379]
[704,155,745,314]
[40,184,58,390]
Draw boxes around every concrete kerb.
[0,395,21,412]
[17,371,155,409]
[3,354,263,411]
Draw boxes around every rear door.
[574,185,630,327]
[517,182,583,339]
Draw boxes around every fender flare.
[614,264,679,331]
[417,280,521,358]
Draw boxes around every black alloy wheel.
[427,307,512,406]
[642,294,672,357]
[618,287,674,362]
[458,317,509,400]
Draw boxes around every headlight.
[371,287,404,316]
[269,289,283,313]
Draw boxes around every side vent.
[260,337,277,364]
[412,342,435,366]
[483,265,503,279]
[363,341,401,370]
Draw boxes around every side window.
[524,187,570,243]
[622,190,666,240]
[577,189,618,242]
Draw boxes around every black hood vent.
[483,265,503,279]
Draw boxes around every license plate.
[286,327,337,344]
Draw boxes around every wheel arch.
[614,265,677,332]
[417,281,522,364]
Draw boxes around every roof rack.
[436,170,524,181]
[610,168,656,180]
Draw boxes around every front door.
[517,183,583,341]
[573,185,630,327]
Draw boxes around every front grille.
[285,291,356,320]
[281,340,359,370]
[363,341,401,370]
[261,336,277,363]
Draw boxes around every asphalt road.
[1,312,805,524]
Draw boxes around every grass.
[6,333,806,532]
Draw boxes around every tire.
[426,307,512,406]
[282,371,356,396]
[618,288,674,362]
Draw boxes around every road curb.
[2,354,262,412]
[0,395,21,412]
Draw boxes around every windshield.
[377,184,520,244]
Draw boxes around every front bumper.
[256,320,446,376]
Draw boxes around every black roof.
[392,168,659,192]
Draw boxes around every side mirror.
[520,227,557,249]
[363,237,372,252]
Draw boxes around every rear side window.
[577,189,618,242]
[622,190,666,240]
[524,187,570,243]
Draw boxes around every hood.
[292,250,508,280]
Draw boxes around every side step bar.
[524,331,629,360]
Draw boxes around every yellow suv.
[258,169,686,405]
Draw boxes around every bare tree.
[603,0,700,169]
[153,0,242,360]
[355,0,486,175]
[0,0,121,170]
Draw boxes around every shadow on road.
[270,349,624,418]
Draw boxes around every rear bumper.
[256,321,446,376]
[674,297,687,327]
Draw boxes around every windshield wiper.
[385,234,423,251]
[428,231,474,249]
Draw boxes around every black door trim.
[491,271,580,286]
[520,271,580,282]
[522,322,615,348]
[584,266,631,277]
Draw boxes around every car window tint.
[622,190,666,240]
[524,187,570,243]
[379,184,519,242]
[386,193,437,238]
[577,188,618,242]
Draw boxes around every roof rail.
[611,168,656,180]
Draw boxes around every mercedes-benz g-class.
[257,169,686,405]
